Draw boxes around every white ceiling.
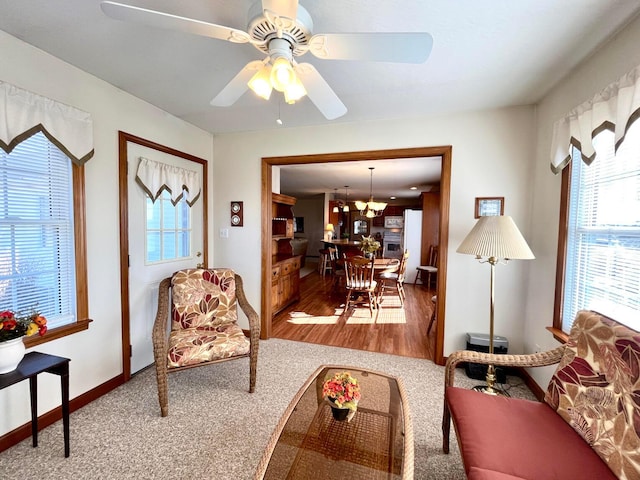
[1,0,639,199]
[279,157,441,200]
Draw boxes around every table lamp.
[325,223,334,241]
[456,215,534,395]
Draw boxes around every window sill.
[546,326,568,344]
[23,318,93,348]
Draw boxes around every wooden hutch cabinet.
[271,193,301,315]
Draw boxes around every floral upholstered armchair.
[153,268,260,417]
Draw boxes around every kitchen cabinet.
[272,255,301,314]
[271,193,301,315]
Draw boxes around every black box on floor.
[465,333,508,384]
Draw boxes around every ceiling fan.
[100,1,433,120]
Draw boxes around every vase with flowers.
[360,235,381,259]
[0,310,47,374]
[322,371,361,421]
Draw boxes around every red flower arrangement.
[0,310,47,342]
[322,371,361,411]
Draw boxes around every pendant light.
[355,167,387,217]
[343,186,350,212]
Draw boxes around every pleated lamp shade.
[457,215,534,260]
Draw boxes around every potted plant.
[322,371,361,421]
[0,310,47,374]
[360,235,381,258]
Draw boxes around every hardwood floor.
[272,262,437,360]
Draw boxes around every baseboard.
[0,373,125,453]
[517,366,546,401]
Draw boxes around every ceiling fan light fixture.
[284,75,307,104]
[271,57,295,92]
[248,64,273,100]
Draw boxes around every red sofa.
[442,310,640,479]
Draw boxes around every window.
[145,190,191,263]
[0,132,89,342]
[556,123,640,334]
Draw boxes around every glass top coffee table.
[254,365,413,479]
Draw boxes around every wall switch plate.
[220,228,229,238]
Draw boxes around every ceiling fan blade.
[308,32,433,63]
[262,0,298,25]
[210,60,264,107]
[100,1,251,44]
[295,63,347,120]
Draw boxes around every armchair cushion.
[167,323,250,368]
[171,268,238,330]
[167,268,250,368]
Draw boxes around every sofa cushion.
[544,310,640,479]
[446,387,617,479]
[171,268,238,330]
[467,466,527,480]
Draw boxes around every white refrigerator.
[402,210,423,284]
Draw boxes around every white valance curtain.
[0,81,94,164]
[135,156,201,206]
[550,63,640,174]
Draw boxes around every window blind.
[0,132,76,328]
[562,125,640,332]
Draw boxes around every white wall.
[0,31,213,435]
[292,196,325,259]
[525,14,640,388]
[212,106,536,357]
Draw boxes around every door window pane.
[145,190,191,263]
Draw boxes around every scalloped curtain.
[135,156,201,206]
[550,63,640,174]
[0,81,94,164]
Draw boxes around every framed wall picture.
[475,197,504,218]
[294,216,304,233]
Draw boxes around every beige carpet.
[0,339,536,479]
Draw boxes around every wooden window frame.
[549,163,571,344]
[23,162,91,348]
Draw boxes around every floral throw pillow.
[544,310,640,479]
[171,268,238,330]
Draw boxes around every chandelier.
[355,168,387,218]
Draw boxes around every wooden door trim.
[118,131,209,381]
[261,146,451,365]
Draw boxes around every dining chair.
[428,295,437,334]
[377,250,410,306]
[329,252,346,290]
[415,245,438,287]
[343,255,377,317]
[152,268,260,417]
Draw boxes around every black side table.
[0,352,70,457]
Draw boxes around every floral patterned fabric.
[167,269,249,368]
[544,310,640,479]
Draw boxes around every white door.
[127,143,204,374]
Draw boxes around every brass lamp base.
[472,384,509,396]
[472,364,510,397]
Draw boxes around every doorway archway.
[261,146,451,365]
